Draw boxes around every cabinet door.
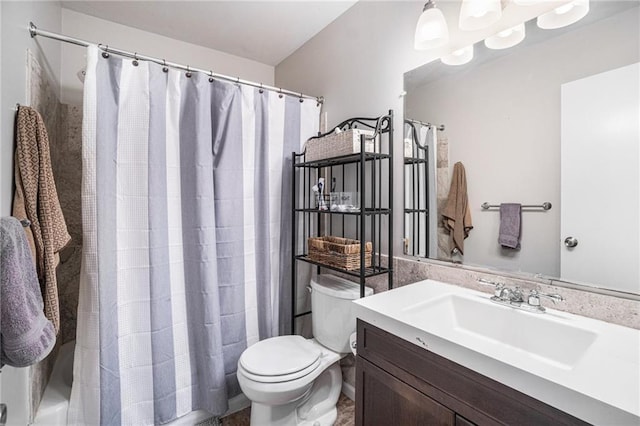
[357,357,455,426]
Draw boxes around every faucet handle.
[477,278,504,298]
[527,290,564,307]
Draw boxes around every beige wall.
[276,2,440,260]
[276,2,639,281]
[405,8,639,277]
[60,8,275,105]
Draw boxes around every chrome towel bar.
[481,202,552,211]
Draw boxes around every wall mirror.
[403,1,639,296]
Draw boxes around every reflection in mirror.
[403,119,443,259]
[403,1,639,295]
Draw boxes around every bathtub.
[33,341,249,425]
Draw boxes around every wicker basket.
[308,236,372,270]
[304,129,377,162]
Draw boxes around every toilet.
[237,274,372,426]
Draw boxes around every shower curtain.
[68,45,319,425]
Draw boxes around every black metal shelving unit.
[291,111,394,334]
[403,119,429,258]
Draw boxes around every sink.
[352,279,640,424]
[400,294,597,369]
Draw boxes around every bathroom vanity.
[355,320,586,425]
[353,280,640,425]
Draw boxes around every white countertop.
[353,280,640,425]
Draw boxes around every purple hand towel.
[498,203,521,249]
[1,217,56,367]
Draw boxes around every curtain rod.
[404,118,445,132]
[29,22,324,105]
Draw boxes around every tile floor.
[221,393,355,426]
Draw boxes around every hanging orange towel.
[12,106,71,334]
[442,162,473,255]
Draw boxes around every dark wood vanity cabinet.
[355,320,590,426]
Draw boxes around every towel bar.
[481,202,552,211]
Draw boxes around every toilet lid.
[239,336,321,378]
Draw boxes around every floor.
[221,393,355,426]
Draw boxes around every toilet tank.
[310,274,373,354]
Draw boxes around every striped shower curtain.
[68,45,319,425]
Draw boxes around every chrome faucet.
[493,285,524,304]
[478,279,564,313]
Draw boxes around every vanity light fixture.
[484,23,526,49]
[441,45,474,66]
[414,0,450,50]
[537,0,589,29]
[459,0,502,31]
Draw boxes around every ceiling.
[61,1,358,66]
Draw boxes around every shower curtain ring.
[186,66,192,78]
[278,88,283,99]
[101,45,110,59]
[299,93,304,103]
[259,83,264,94]
[162,59,169,73]
[132,53,139,66]
[209,70,214,83]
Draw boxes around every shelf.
[404,157,428,165]
[291,111,394,334]
[295,152,391,168]
[295,255,391,278]
[295,208,391,216]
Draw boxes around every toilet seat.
[239,336,322,383]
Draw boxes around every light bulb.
[441,45,474,66]
[485,23,526,49]
[555,3,575,14]
[414,1,450,50]
[459,0,502,31]
[537,0,589,29]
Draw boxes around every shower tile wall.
[54,103,83,345]
[26,49,63,420]
[436,135,451,262]
[27,49,82,420]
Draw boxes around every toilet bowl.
[236,274,373,426]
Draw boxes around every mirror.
[403,1,639,295]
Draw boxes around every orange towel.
[12,106,71,334]
[442,162,473,255]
